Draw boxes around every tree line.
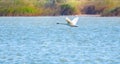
[0,0,120,16]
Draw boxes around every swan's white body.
[66,17,79,27]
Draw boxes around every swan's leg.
[70,25,78,27]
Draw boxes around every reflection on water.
[0,16,120,64]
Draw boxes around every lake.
[0,16,120,64]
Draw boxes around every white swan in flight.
[66,16,79,27]
[56,16,79,27]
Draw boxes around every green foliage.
[0,6,40,16]
[0,0,40,16]
[60,4,79,15]
[0,0,120,16]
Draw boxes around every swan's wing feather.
[66,17,72,24]
[71,17,79,25]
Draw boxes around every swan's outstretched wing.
[66,17,72,24]
[71,17,79,25]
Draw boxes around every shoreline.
[0,14,101,17]
[0,14,120,17]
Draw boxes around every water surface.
[0,16,120,64]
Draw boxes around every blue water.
[0,16,120,64]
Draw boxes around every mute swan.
[57,16,79,27]
[65,17,79,27]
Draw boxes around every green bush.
[102,7,120,16]
[0,6,40,16]
[60,4,77,15]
